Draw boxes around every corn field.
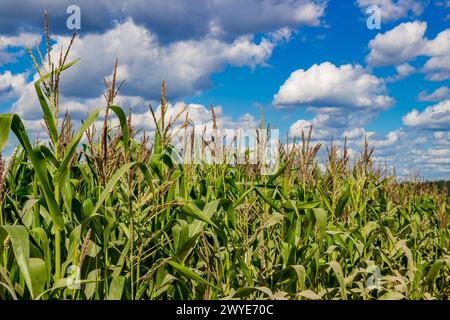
[0,22,449,301]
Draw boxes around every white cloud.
[386,63,415,82]
[288,118,334,139]
[423,29,450,56]
[279,62,395,149]
[417,86,450,101]
[0,71,27,101]
[287,109,377,141]
[343,127,367,140]
[0,33,41,50]
[370,130,403,148]
[45,19,279,101]
[367,21,427,66]
[273,62,394,109]
[357,0,427,22]
[403,99,450,130]
[367,21,450,81]
[0,33,41,65]
[433,131,450,145]
[422,28,450,80]
[422,55,450,81]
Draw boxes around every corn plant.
[0,16,448,300]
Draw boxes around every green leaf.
[335,188,350,217]
[0,265,18,300]
[255,187,281,212]
[329,261,347,300]
[189,199,221,235]
[233,286,274,299]
[91,162,153,216]
[30,227,51,278]
[267,162,288,185]
[233,188,254,209]
[263,212,284,229]
[180,202,218,229]
[426,260,443,285]
[362,221,379,239]
[379,291,405,300]
[297,201,321,209]
[34,81,58,145]
[107,276,125,300]
[54,109,101,185]
[0,115,63,229]
[312,208,327,238]
[109,105,130,156]
[1,225,42,299]
[35,59,80,145]
[167,260,216,289]
[0,115,13,152]
[290,265,306,290]
[28,258,47,299]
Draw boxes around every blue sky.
[0,0,449,179]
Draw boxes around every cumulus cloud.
[417,86,450,101]
[403,99,450,130]
[288,108,380,141]
[0,0,325,42]
[422,54,450,81]
[370,130,403,148]
[386,63,415,82]
[0,32,41,49]
[39,19,280,101]
[278,62,395,150]
[367,21,450,80]
[357,0,427,22]
[0,71,27,101]
[273,62,394,109]
[367,21,427,66]
[423,28,450,56]
[288,118,333,139]
[433,131,450,145]
[0,32,41,65]
[342,127,367,140]
[289,116,376,145]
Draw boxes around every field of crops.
[0,27,449,300]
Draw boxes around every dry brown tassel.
[161,81,166,134]
[44,11,51,70]
[79,229,92,268]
